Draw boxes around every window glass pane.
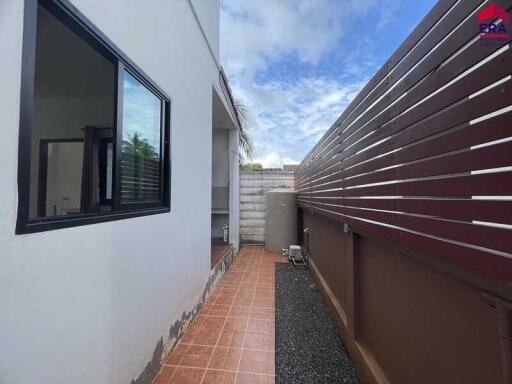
[121,72,162,203]
[29,5,115,218]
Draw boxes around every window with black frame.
[119,71,164,205]
[17,0,170,233]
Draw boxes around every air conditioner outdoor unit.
[289,245,302,261]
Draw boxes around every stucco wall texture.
[0,1,238,383]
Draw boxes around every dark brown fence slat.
[297,0,458,172]
[335,42,512,171]
[296,1,512,282]
[334,0,486,145]
[341,112,512,183]
[298,200,512,253]
[302,140,512,191]
[297,40,512,189]
[299,202,512,282]
[305,172,512,197]
[297,197,512,224]
[337,78,512,175]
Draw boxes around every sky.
[220,0,437,168]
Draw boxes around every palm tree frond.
[233,99,254,162]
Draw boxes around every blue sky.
[220,0,436,167]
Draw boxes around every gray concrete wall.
[240,171,294,243]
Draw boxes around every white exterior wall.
[240,171,295,243]
[190,0,220,63]
[0,1,237,384]
[212,130,230,188]
[229,129,240,252]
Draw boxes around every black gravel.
[275,263,360,384]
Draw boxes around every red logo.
[478,3,510,40]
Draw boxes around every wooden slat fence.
[295,0,512,282]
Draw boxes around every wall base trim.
[130,246,237,384]
[308,256,390,384]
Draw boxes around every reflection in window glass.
[44,141,84,216]
[121,72,162,203]
[30,4,115,218]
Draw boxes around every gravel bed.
[275,263,360,384]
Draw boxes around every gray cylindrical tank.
[265,188,297,254]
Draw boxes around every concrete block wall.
[240,171,294,243]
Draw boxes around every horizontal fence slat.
[301,140,512,192]
[296,0,512,281]
[299,202,512,281]
[305,172,512,197]
[297,197,512,225]
[296,41,512,189]
[297,0,459,172]
[298,200,512,253]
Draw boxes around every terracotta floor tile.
[247,319,274,335]
[207,305,231,317]
[168,367,204,384]
[215,296,236,306]
[180,345,214,368]
[211,242,230,269]
[209,347,242,370]
[243,332,274,351]
[153,365,176,384]
[229,306,251,318]
[180,333,196,344]
[238,350,274,375]
[203,370,237,384]
[193,328,222,346]
[153,246,287,384]
[233,296,253,306]
[250,307,273,320]
[207,294,221,304]
[235,372,274,384]
[208,357,225,369]
[252,297,274,308]
[217,330,245,348]
[221,287,238,296]
[165,344,189,365]
[202,316,226,329]
[253,288,273,296]
[223,317,248,332]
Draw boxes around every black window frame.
[99,137,113,206]
[16,0,171,234]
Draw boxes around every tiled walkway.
[154,245,286,384]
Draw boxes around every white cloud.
[253,153,298,169]
[221,0,399,167]
[221,0,382,77]
[234,76,365,168]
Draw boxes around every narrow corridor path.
[154,245,286,384]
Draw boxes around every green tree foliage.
[240,163,263,171]
[123,132,158,160]
[234,99,254,162]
